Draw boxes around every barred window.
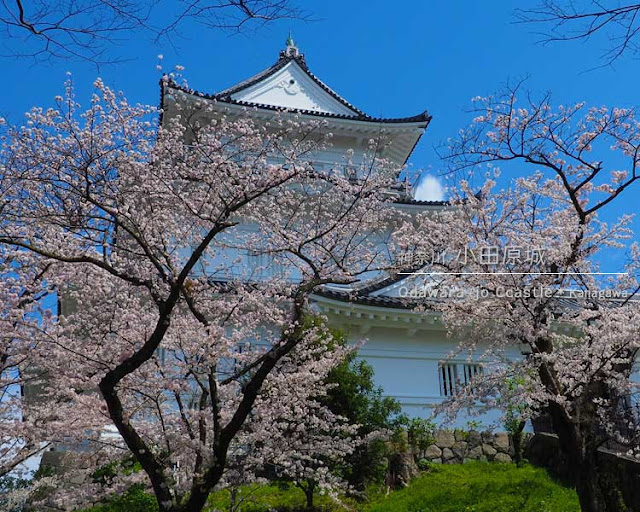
[462,363,483,386]
[439,362,483,396]
[439,363,458,397]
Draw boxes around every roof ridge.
[215,55,290,99]
[215,52,367,117]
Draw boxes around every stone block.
[442,447,455,461]
[482,443,497,457]
[435,430,455,448]
[467,430,482,448]
[454,430,467,442]
[494,432,510,452]
[494,452,512,463]
[467,445,483,459]
[481,431,494,444]
[425,444,442,459]
[452,440,468,460]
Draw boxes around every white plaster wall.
[231,61,357,116]
[329,321,524,429]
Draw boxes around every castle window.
[462,363,483,387]
[439,362,483,396]
[439,363,458,397]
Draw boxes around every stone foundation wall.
[421,430,529,464]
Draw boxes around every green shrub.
[416,458,437,472]
[321,328,402,490]
[404,418,436,458]
[81,485,158,512]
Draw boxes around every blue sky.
[2,0,638,268]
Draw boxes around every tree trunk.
[546,404,624,512]
[512,420,526,465]
[298,479,315,510]
[574,462,610,512]
[229,487,238,512]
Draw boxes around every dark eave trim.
[313,287,421,309]
[161,75,432,126]
[393,198,449,206]
[315,284,639,312]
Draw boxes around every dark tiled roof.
[394,198,449,206]
[315,283,639,312]
[313,287,423,309]
[161,52,432,126]
[315,260,429,306]
[353,270,415,296]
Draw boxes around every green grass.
[207,483,343,512]
[80,463,580,512]
[206,463,579,512]
[363,462,580,512]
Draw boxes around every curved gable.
[230,60,359,116]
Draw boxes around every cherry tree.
[221,327,363,510]
[400,85,640,512]
[0,253,113,509]
[0,250,48,480]
[0,250,69,494]
[0,77,403,511]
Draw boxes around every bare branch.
[516,1,640,65]
[0,0,307,65]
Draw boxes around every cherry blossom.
[401,85,640,512]
[0,78,404,511]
